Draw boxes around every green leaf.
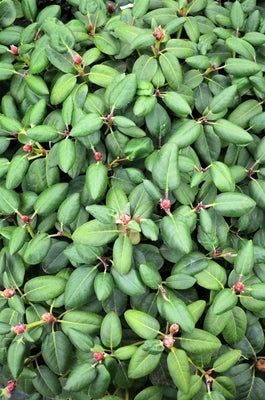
[72,220,118,246]
[132,0,150,18]
[134,386,162,400]
[27,125,59,141]
[9,226,28,255]
[6,154,29,189]
[50,73,77,105]
[226,37,256,61]
[168,119,202,149]
[162,91,191,118]
[94,272,114,301]
[224,58,260,77]
[33,365,61,398]
[42,331,72,375]
[0,185,20,214]
[70,113,103,137]
[128,344,162,379]
[24,74,49,96]
[66,328,94,352]
[105,73,137,109]
[208,85,237,114]
[113,234,133,275]
[7,341,26,379]
[86,162,108,201]
[160,215,192,254]
[132,54,158,81]
[145,103,171,138]
[213,350,242,373]
[24,275,66,301]
[139,263,162,290]
[159,52,182,89]
[213,119,253,145]
[166,39,196,58]
[124,137,154,161]
[133,95,157,117]
[64,362,97,392]
[88,64,120,88]
[184,16,200,42]
[249,179,265,210]
[152,143,180,191]
[159,291,195,333]
[23,232,51,265]
[0,62,14,79]
[34,183,69,215]
[212,289,238,315]
[234,240,254,276]
[195,261,226,290]
[64,267,98,309]
[222,307,247,344]
[213,192,256,217]
[0,0,16,27]
[249,283,265,300]
[167,348,191,393]
[124,310,160,339]
[88,363,111,399]
[57,138,76,173]
[210,161,235,192]
[179,328,221,354]
[100,311,122,349]
[61,310,102,335]
[166,273,196,290]
[230,0,245,30]
[94,31,120,55]
[140,219,159,241]
[57,192,80,225]
[111,267,146,296]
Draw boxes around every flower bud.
[5,380,17,393]
[162,334,175,349]
[94,151,103,161]
[2,288,16,298]
[256,359,265,372]
[73,54,83,65]
[93,351,105,362]
[233,281,245,294]
[10,45,18,55]
[13,323,26,335]
[23,144,33,153]
[169,323,180,334]
[153,26,166,41]
[160,198,171,213]
[41,312,57,323]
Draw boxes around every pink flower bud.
[13,323,26,335]
[20,215,31,224]
[73,54,83,65]
[162,334,175,349]
[2,288,16,298]
[93,351,105,362]
[23,144,33,153]
[10,45,18,55]
[94,151,103,161]
[5,380,17,393]
[41,312,57,323]
[160,198,171,213]
[233,281,245,294]
[169,323,179,334]
[153,26,166,41]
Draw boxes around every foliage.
[0,0,265,399]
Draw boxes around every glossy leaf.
[159,52,182,89]
[42,331,72,375]
[113,234,133,275]
[7,340,26,378]
[213,192,256,217]
[100,311,122,349]
[64,362,97,392]
[210,161,235,192]
[70,113,103,137]
[124,310,160,339]
[179,328,221,354]
[86,162,108,201]
[160,215,192,254]
[213,349,242,373]
[167,348,190,393]
[0,185,20,214]
[152,143,180,191]
[213,119,253,145]
[34,183,68,215]
[64,266,97,309]
[50,73,77,105]
[24,275,66,301]
[128,344,162,379]
[212,289,238,315]
[72,220,118,246]
[234,240,254,276]
[57,138,76,173]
